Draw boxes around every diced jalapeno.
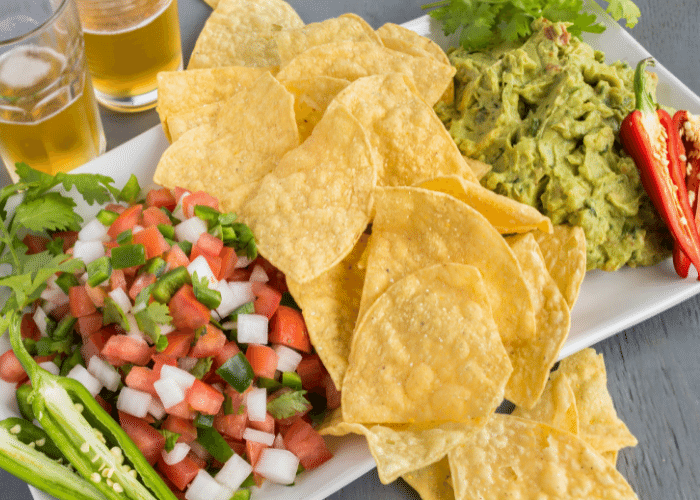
[55,272,80,295]
[152,266,191,303]
[282,371,303,390]
[116,229,133,245]
[157,224,175,241]
[96,209,119,226]
[231,489,252,500]
[196,427,233,463]
[193,412,215,429]
[258,377,282,391]
[86,256,112,286]
[143,256,167,277]
[216,352,253,393]
[111,243,146,269]
[176,240,193,256]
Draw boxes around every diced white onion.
[173,191,190,221]
[215,453,253,490]
[175,217,207,245]
[87,355,121,392]
[108,287,132,315]
[185,469,226,500]
[188,440,211,461]
[246,387,267,422]
[116,387,153,418]
[187,256,216,286]
[274,344,303,373]
[33,307,49,337]
[226,282,255,311]
[132,225,144,234]
[242,428,275,446]
[162,442,190,465]
[160,365,196,390]
[153,377,185,409]
[237,314,268,345]
[254,448,300,485]
[160,323,176,336]
[126,314,143,339]
[234,255,252,269]
[273,432,285,450]
[67,364,102,396]
[214,280,237,318]
[148,397,167,420]
[40,283,68,306]
[248,265,269,283]
[212,486,234,500]
[177,357,198,372]
[72,240,105,265]
[78,219,108,242]
[38,361,59,376]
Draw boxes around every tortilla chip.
[448,414,639,500]
[556,348,638,454]
[286,234,369,389]
[357,186,536,349]
[167,102,223,142]
[343,263,512,425]
[327,73,477,186]
[241,104,377,283]
[465,156,492,180]
[417,175,552,234]
[280,76,350,142]
[320,409,480,485]
[402,457,455,500]
[275,41,455,106]
[276,13,381,66]
[188,0,303,69]
[503,233,570,409]
[153,72,299,214]
[375,23,450,65]
[202,0,218,7]
[533,225,587,309]
[511,369,579,436]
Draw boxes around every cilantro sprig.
[422,0,641,50]
[0,163,123,334]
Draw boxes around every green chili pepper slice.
[152,266,191,303]
[216,352,254,393]
[15,384,35,422]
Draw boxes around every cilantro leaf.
[134,302,172,348]
[158,429,181,453]
[103,296,130,331]
[12,193,80,233]
[604,0,641,28]
[267,390,312,420]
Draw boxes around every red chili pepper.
[620,58,700,279]
[671,111,700,277]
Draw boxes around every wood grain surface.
[1,0,700,499]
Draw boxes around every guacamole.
[437,19,671,271]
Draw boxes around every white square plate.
[4,1,700,498]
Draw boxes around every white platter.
[3,1,700,499]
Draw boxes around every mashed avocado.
[438,19,671,271]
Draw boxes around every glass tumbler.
[75,0,183,112]
[0,0,106,182]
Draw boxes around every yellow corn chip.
[167,102,222,142]
[402,457,455,500]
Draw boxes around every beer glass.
[75,0,183,112]
[0,0,106,182]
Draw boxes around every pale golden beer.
[77,0,183,112]
[0,0,106,181]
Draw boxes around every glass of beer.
[0,0,106,181]
[75,0,183,112]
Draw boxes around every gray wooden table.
[2,0,700,498]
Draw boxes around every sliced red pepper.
[620,59,700,279]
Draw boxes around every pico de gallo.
[0,182,337,500]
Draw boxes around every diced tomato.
[80,327,115,362]
[187,450,207,469]
[251,282,282,320]
[0,350,27,384]
[217,247,238,281]
[69,286,97,318]
[84,283,107,308]
[214,341,240,370]
[104,204,126,214]
[107,204,143,239]
[214,412,247,441]
[296,354,326,391]
[119,411,165,466]
[159,330,195,359]
[163,415,198,444]
[164,399,196,420]
[48,302,70,322]
[158,473,187,500]
[325,373,341,410]
[95,394,112,414]
[129,273,157,301]
[146,188,177,211]
[283,419,332,470]
[157,454,200,491]
[269,306,312,353]
[224,437,246,457]
[248,412,275,434]
[228,268,252,282]
[173,187,189,203]
[20,314,40,342]
[168,285,210,331]
[246,440,268,487]
[132,225,170,259]
[22,234,49,254]
[141,206,172,227]
[189,246,222,279]
[245,344,278,379]
[164,245,190,271]
[76,312,103,338]
[190,325,226,358]
[125,366,159,398]
[196,233,224,256]
[186,379,224,415]
[110,268,127,292]
[101,334,154,366]
[182,191,218,219]
[52,231,78,252]
[254,256,288,293]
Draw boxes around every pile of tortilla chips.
[153,0,638,498]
